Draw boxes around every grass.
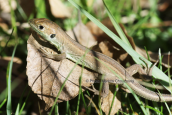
[6,31,18,115]
[0,0,172,114]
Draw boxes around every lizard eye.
[38,25,44,30]
[50,34,56,38]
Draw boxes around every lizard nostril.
[50,34,56,38]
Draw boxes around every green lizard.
[29,18,172,102]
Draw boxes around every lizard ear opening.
[50,34,56,38]
[38,25,44,30]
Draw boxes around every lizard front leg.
[38,47,66,61]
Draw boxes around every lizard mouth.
[30,30,49,45]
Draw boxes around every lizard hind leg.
[126,58,159,82]
[126,64,152,82]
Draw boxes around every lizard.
[28,18,172,102]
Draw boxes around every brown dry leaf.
[27,34,98,109]
[158,0,172,11]
[0,23,8,31]
[49,0,71,18]
[99,41,114,58]
[0,18,8,31]
[101,86,121,115]
[66,21,97,48]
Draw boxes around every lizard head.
[29,18,63,51]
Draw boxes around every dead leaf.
[0,18,8,31]
[27,34,98,109]
[158,0,172,11]
[66,21,97,48]
[98,41,114,58]
[101,86,121,115]
[49,0,71,18]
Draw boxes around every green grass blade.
[34,0,47,18]
[15,105,19,115]
[0,99,7,109]
[145,105,163,114]
[15,85,29,115]
[6,39,18,115]
[81,90,88,115]
[76,62,86,115]
[19,90,31,115]
[108,85,118,115]
[76,76,82,115]
[103,0,132,48]
[54,103,58,115]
